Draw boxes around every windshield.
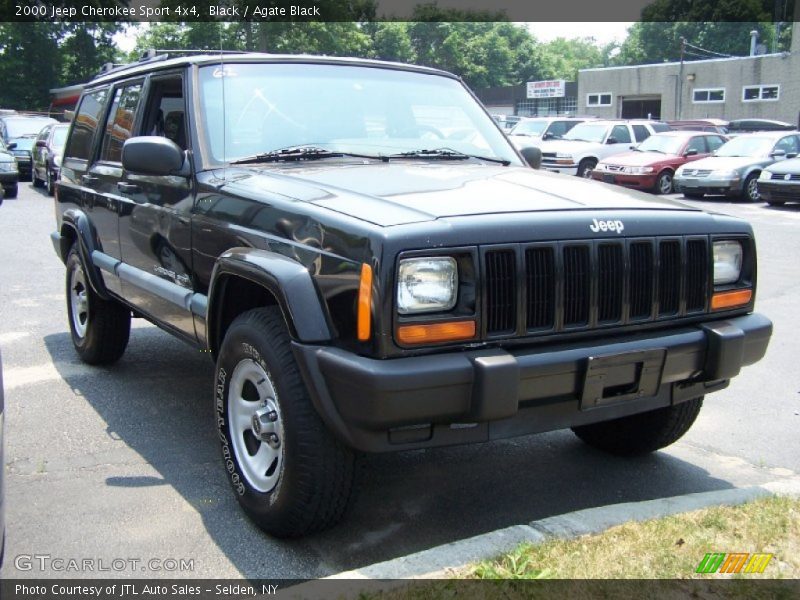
[563,122,609,143]
[637,135,686,155]
[4,116,55,138]
[198,63,520,165]
[510,120,548,136]
[12,138,34,151]
[52,126,69,148]
[715,136,775,157]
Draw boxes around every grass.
[359,496,800,600]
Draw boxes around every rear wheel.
[66,244,131,365]
[577,158,597,179]
[215,307,355,537]
[571,397,703,456]
[654,170,673,195]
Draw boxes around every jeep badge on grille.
[590,218,625,233]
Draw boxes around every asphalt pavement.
[0,181,798,579]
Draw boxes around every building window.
[587,92,612,107]
[516,96,577,117]
[693,88,725,103]
[742,85,780,102]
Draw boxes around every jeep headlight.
[397,257,458,314]
[713,241,743,285]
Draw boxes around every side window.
[141,75,187,151]
[36,126,50,145]
[684,136,707,155]
[706,135,725,152]
[632,125,650,142]
[548,121,572,138]
[610,125,631,144]
[774,136,799,155]
[100,83,142,163]
[64,89,108,161]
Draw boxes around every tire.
[577,158,597,179]
[46,169,55,196]
[4,185,17,199]
[215,307,355,537]
[32,169,44,188]
[571,397,703,456]
[654,170,673,195]
[683,191,704,199]
[741,173,760,202]
[66,244,131,365]
[766,200,785,207]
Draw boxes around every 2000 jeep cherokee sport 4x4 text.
[51,53,772,537]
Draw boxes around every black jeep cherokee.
[51,53,772,537]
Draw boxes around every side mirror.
[770,149,786,158]
[606,137,618,145]
[6,142,16,150]
[35,139,47,148]
[787,152,798,159]
[520,146,542,169]
[542,132,554,140]
[122,136,185,176]
[684,149,698,157]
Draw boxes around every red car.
[591,131,728,194]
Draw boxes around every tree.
[60,23,123,85]
[0,22,62,110]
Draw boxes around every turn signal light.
[357,263,372,341]
[711,289,752,310]
[397,320,476,345]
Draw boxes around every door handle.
[117,182,141,194]
[81,174,99,185]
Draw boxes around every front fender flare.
[59,209,112,301]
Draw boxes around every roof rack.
[93,48,259,80]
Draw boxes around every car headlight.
[53,154,63,167]
[713,241,743,285]
[622,166,654,175]
[397,257,458,314]
[758,170,770,180]
[710,169,738,179]
[0,161,16,173]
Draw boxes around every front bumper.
[0,172,18,187]
[294,313,772,452]
[592,171,657,190]
[541,162,578,175]
[757,181,800,203]
[675,176,740,195]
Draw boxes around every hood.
[765,157,800,175]
[601,151,679,167]
[538,139,603,155]
[682,156,766,171]
[220,161,697,227]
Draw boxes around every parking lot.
[1,180,798,579]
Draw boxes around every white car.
[508,117,589,151]
[539,120,671,177]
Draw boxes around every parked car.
[508,116,590,150]
[674,131,800,201]
[591,131,728,194]
[0,114,58,180]
[726,119,795,133]
[539,119,671,177]
[52,52,770,537]
[32,122,69,195]
[757,157,800,206]
[667,119,729,134]
[0,138,19,198]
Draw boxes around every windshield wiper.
[231,145,385,165]
[390,148,511,166]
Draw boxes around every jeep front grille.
[483,237,709,338]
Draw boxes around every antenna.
[219,24,226,179]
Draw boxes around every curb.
[326,478,800,581]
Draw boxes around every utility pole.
[677,37,686,120]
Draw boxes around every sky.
[113,22,635,54]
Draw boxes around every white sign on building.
[527,80,566,99]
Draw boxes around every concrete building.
[577,21,800,126]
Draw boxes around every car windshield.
[4,117,55,138]
[715,136,775,157]
[12,138,34,151]
[637,135,686,155]
[52,126,69,148]
[198,63,520,165]
[562,122,608,143]
[510,120,548,136]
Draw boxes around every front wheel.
[654,170,673,195]
[46,169,55,196]
[4,185,17,199]
[66,244,131,365]
[577,158,597,179]
[32,169,44,188]
[742,173,760,202]
[571,397,703,456]
[215,307,355,537]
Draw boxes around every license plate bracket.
[580,348,666,410]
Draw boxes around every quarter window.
[586,93,612,107]
[64,89,108,161]
[742,85,780,102]
[692,88,725,103]
[100,83,142,163]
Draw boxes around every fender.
[208,248,333,350]
[54,209,112,301]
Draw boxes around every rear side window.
[632,125,650,142]
[64,89,108,161]
[100,83,142,163]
